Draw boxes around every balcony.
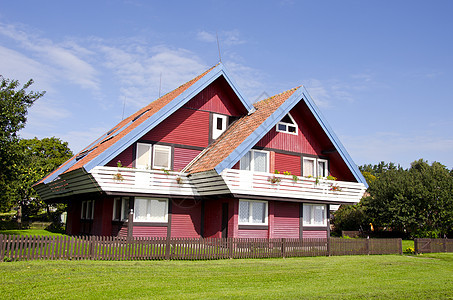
[89,166,366,204]
[89,166,199,197]
[189,169,367,204]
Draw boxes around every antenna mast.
[216,32,222,62]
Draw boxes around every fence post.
[444,237,448,253]
[399,238,403,255]
[281,238,286,258]
[366,236,370,255]
[228,238,233,259]
[414,238,419,254]
[327,237,331,256]
[165,237,171,260]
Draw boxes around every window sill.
[133,222,168,227]
[238,224,269,230]
[302,226,327,231]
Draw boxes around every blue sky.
[1,0,452,169]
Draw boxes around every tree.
[364,160,453,238]
[15,137,73,223]
[0,76,45,211]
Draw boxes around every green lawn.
[0,229,64,236]
[1,253,452,299]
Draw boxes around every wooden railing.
[90,167,199,196]
[220,169,367,203]
[0,235,402,262]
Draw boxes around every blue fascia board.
[83,63,254,172]
[214,88,304,174]
[42,157,77,184]
[299,87,368,187]
[214,87,368,187]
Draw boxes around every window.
[212,114,228,139]
[303,204,327,226]
[136,143,152,169]
[239,200,268,225]
[81,200,95,220]
[152,145,171,169]
[317,159,328,178]
[240,150,269,173]
[276,113,298,135]
[136,143,172,170]
[134,198,168,222]
[112,197,130,221]
[303,158,316,177]
[303,158,329,178]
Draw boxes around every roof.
[186,86,368,187]
[39,62,253,184]
[38,62,367,187]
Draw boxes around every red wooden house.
[35,63,367,239]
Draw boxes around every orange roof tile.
[186,87,300,174]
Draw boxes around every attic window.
[276,113,298,135]
[133,109,150,122]
[75,146,97,161]
[100,135,115,144]
[212,114,228,140]
[107,127,118,136]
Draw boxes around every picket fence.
[0,235,402,262]
[414,238,453,254]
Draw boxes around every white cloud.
[197,30,246,46]
[0,23,100,91]
[197,31,216,43]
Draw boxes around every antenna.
[159,72,162,98]
[121,98,126,120]
[216,32,222,62]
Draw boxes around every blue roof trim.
[214,87,368,187]
[42,157,77,184]
[214,88,304,174]
[299,87,368,187]
[83,63,254,172]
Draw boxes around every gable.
[38,63,253,184]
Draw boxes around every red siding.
[272,202,300,238]
[274,152,301,176]
[173,148,202,172]
[303,230,327,238]
[112,224,128,237]
[171,200,202,238]
[106,145,134,167]
[133,226,167,237]
[184,77,245,116]
[238,229,268,238]
[142,108,209,148]
[256,109,322,155]
[66,200,80,235]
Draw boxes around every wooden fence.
[414,238,453,254]
[0,235,402,262]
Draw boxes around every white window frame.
[136,143,152,169]
[81,200,95,220]
[133,197,169,223]
[317,159,329,178]
[276,113,298,135]
[303,157,316,177]
[238,199,268,225]
[303,204,327,226]
[152,145,172,170]
[240,149,269,173]
[112,197,130,221]
[212,113,228,140]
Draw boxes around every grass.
[0,253,452,299]
[0,229,65,236]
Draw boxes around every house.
[34,63,367,239]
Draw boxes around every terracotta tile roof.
[39,64,218,183]
[186,86,301,174]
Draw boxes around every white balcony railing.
[89,166,199,196]
[89,166,366,204]
[219,169,366,203]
